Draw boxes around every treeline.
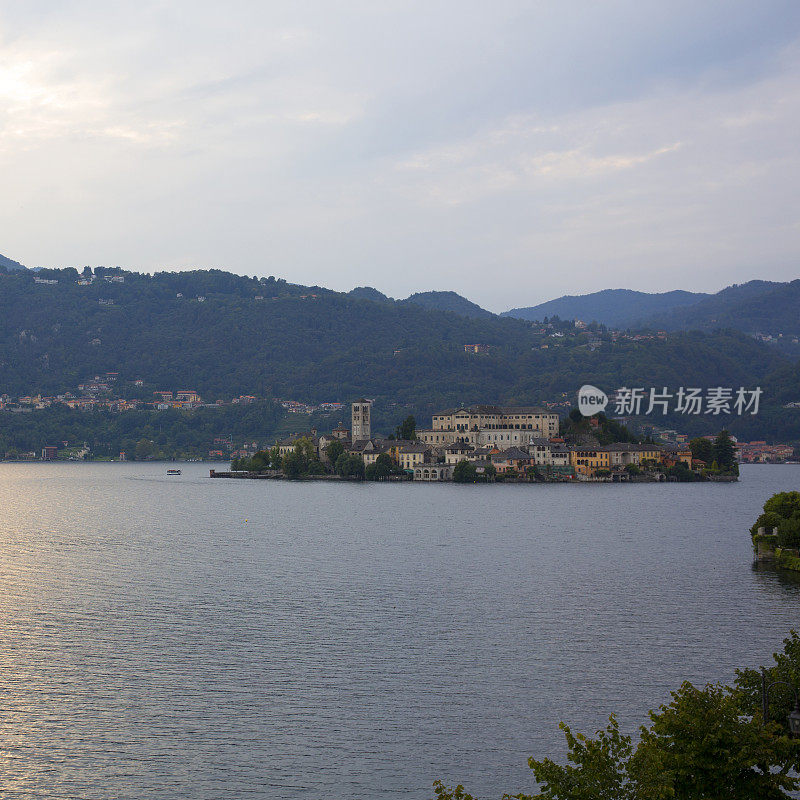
[231,438,401,480]
[0,402,284,459]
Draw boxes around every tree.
[751,493,800,546]
[395,415,417,441]
[366,452,393,481]
[690,437,714,464]
[281,450,305,478]
[335,452,365,479]
[520,716,636,800]
[134,438,153,460]
[631,682,798,799]
[434,636,800,800]
[248,449,271,471]
[307,459,325,475]
[294,436,317,471]
[737,631,800,740]
[324,439,345,465]
[713,429,737,471]
[453,459,477,483]
[764,491,800,520]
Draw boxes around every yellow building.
[603,443,664,468]
[396,443,430,471]
[569,448,612,476]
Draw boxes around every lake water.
[0,462,799,799]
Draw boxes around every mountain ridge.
[502,288,709,327]
[0,253,26,271]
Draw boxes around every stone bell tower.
[351,399,372,441]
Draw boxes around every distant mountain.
[0,253,25,271]
[348,286,393,303]
[651,280,797,334]
[502,288,708,328]
[402,290,494,319]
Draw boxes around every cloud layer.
[0,1,799,310]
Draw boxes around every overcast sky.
[1,1,799,311]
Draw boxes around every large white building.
[417,405,559,447]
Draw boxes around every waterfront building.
[394,442,431,471]
[602,443,664,468]
[491,447,533,474]
[527,437,554,465]
[413,463,455,481]
[569,448,612,476]
[550,444,571,468]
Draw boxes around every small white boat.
[166,469,182,475]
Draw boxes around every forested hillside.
[649,280,800,336]
[0,266,798,442]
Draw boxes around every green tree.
[325,439,345,465]
[519,716,636,800]
[453,460,477,483]
[268,445,281,467]
[764,491,800,520]
[631,681,798,799]
[751,493,800,546]
[294,436,316,470]
[737,631,800,740]
[777,515,800,548]
[713,429,737,471]
[395,415,417,441]
[248,449,271,471]
[750,510,783,536]
[282,450,305,478]
[134,438,153,460]
[335,452,365,479]
[690,437,714,463]
[366,452,393,481]
[434,635,800,800]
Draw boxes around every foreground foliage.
[433,633,800,799]
[751,492,800,548]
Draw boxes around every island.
[211,399,739,483]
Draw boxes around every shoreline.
[209,469,739,484]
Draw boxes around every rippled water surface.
[1,462,799,799]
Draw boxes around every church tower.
[351,399,372,441]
